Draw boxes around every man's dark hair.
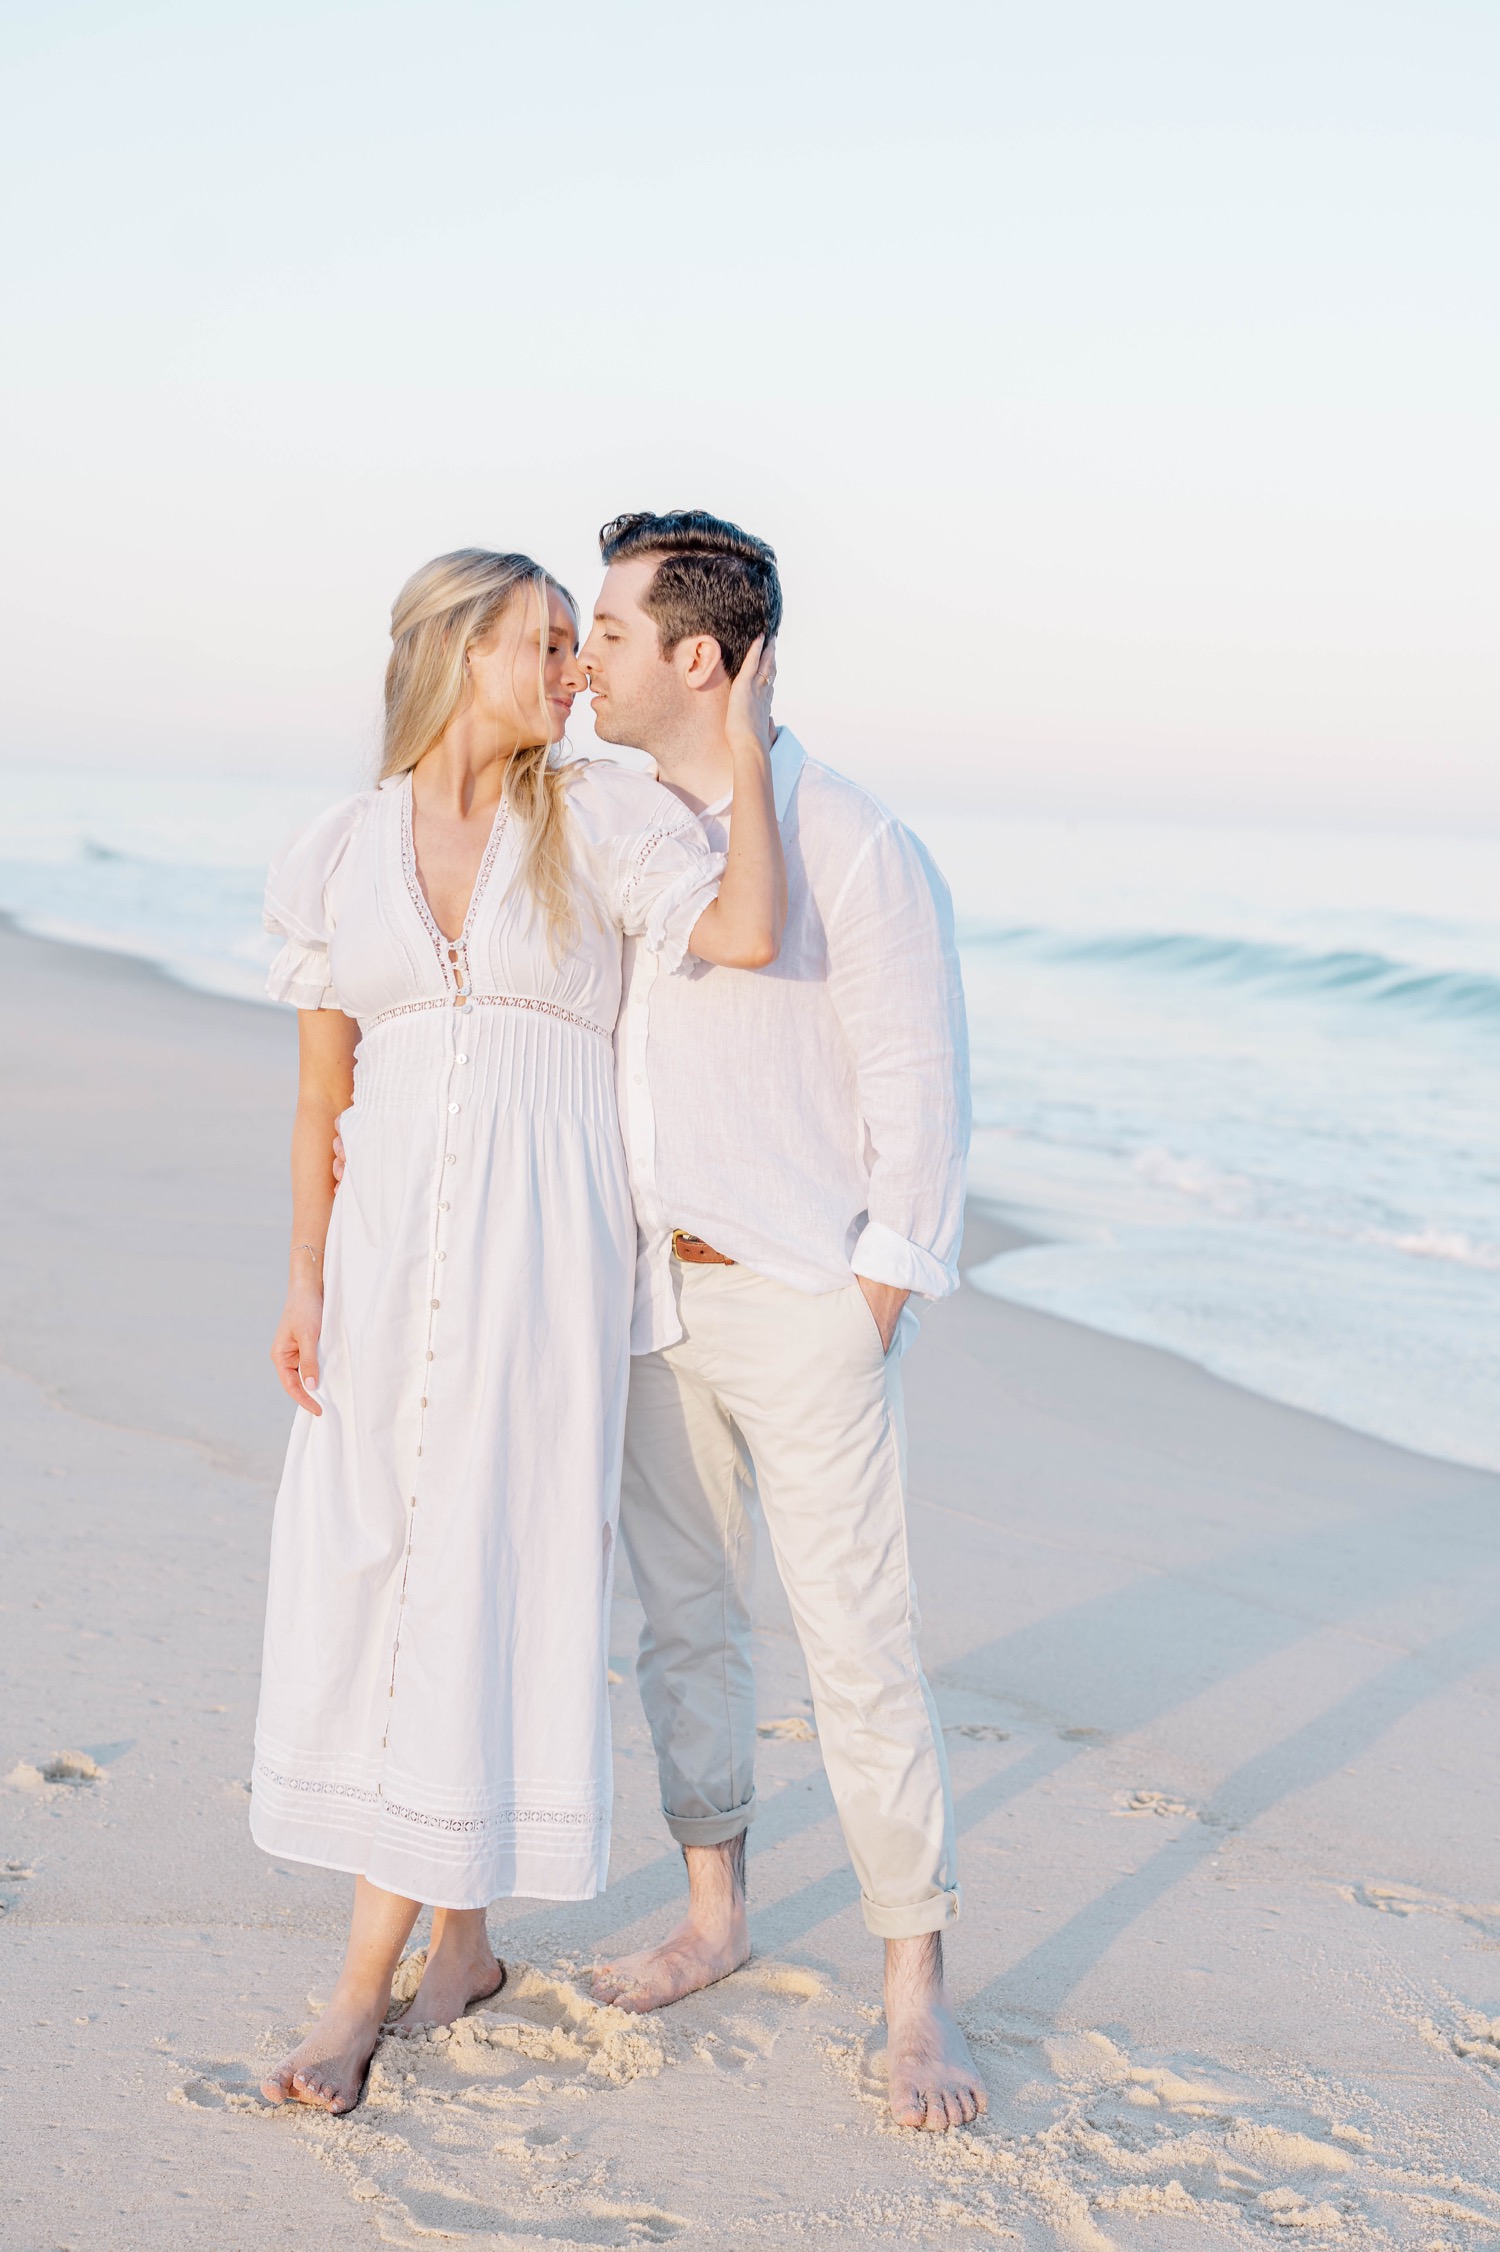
[598,509,782,681]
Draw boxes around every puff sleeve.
[615,812,726,976]
[263,793,371,1010]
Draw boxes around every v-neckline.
[400,771,510,955]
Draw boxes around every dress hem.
[248,1825,607,1912]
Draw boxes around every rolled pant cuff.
[861,1885,962,1939]
[662,1794,757,1849]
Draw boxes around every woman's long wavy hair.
[380,549,580,945]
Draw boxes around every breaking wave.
[961,922,1500,1025]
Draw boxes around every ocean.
[5,761,1497,1474]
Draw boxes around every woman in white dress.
[255,548,783,2113]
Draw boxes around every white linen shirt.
[618,729,971,1354]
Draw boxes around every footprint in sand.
[1448,2010,1500,2067]
[195,1964,690,2248]
[850,2023,1387,2246]
[6,1751,109,1799]
[373,1961,672,2094]
[1113,1788,1195,1819]
[1341,1879,1500,1942]
[1,1860,36,1916]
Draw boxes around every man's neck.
[641,716,736,816]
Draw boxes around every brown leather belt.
[672,1230,735,1267]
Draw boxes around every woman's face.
[468,586,587,747]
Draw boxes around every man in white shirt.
[580,511,984,2133]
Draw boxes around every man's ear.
[678,634,728,690]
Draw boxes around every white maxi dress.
[250,761,724,1908]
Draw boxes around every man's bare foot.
[391,1911,506,2036]
[591,1833,750,2013]
[261,1985,386,2114]
[591,1911,750,2012]
[884,1932,987,2131]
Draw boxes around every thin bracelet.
[291,1243,322,1260]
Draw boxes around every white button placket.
[383,782,503,1754]
[382,945,466,1750]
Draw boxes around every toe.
[891,2083,925,2129]
[926,2089,956,2131]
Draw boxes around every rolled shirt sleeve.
[824,822,971,1299]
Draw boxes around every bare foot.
[391,1928,506,2036]
[884,1933,987,2131]
[591,1911,750,2012]
[261,1986,386,2114]
[592,1833,749,2013]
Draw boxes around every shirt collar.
[700,728,807,824]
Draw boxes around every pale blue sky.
[1,1,1495,822]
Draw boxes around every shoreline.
[6,918,1500,2249]
[1,910,1485,1487]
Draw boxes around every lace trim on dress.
[382,1799,608,1834]
[620,815,697,917]
[253,1764,606,1832]
[254,1766,381,1806]
[399,773,512,964]
[365,993,609,1036]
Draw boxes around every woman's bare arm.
[270,1009,358,1415]
[687,637,788,970]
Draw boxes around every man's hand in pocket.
[857,1276,909,1354]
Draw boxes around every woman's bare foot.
[261,1983,387,2114]
[591,1834,750,2012]
[262,1873,423,2114]
[391,1909,506,2035]
[884,1933,987,2131]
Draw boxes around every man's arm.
[824,819,970,1350]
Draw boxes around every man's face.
[580,558,685,751]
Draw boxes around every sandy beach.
[5,916,1500,2252]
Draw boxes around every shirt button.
[446,1154,457,1165]
[437,1251,446,1262]
[457,1053,469,1065]
[431,1299,440,1309]
[426,1351,435,1360]
[439,1201,450,1212]
[448,1102,460,1114]
[420,1397,428,1408]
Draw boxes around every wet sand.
[4,920,1500,2250]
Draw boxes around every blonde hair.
[381,549,580,943]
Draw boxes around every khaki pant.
[620,1261,960,1938]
